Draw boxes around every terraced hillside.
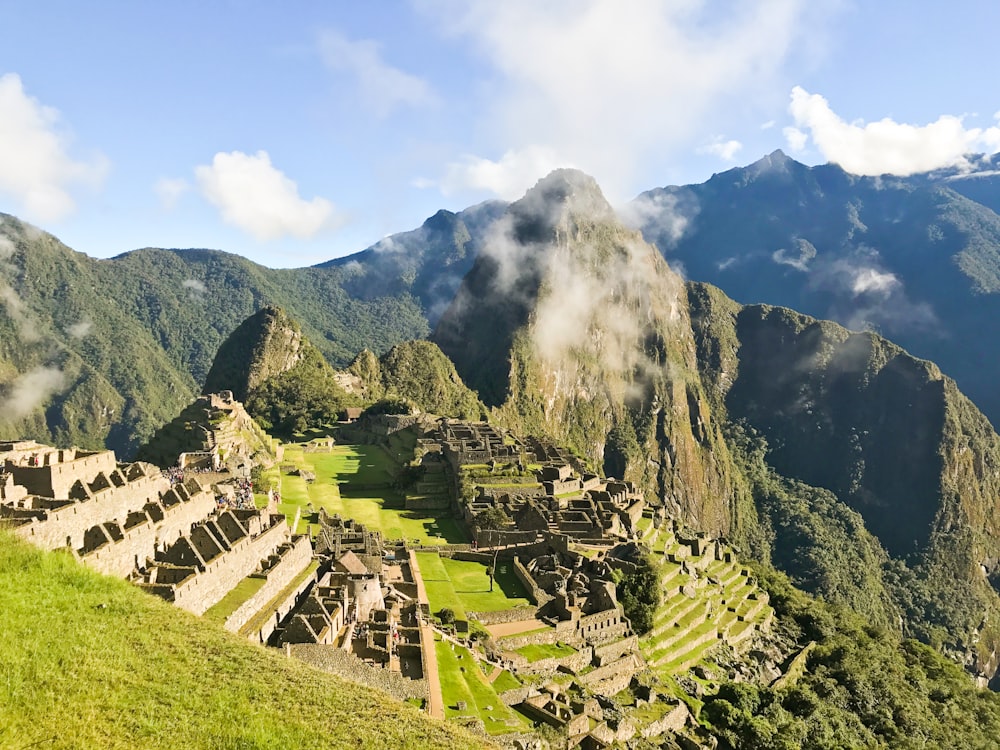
[639,518,774,679]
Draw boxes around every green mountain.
[434,169,750,537]
[201,305,357,435]
[0,216,429,455]
[433,169,1000,682]
[632,150,1000,428]
[348,340,486,420]
[688,282,1000,675]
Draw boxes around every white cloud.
[181,279,208,300]
[0,280,39,341]
[783,126,808,153]
[67,319,92,338]
[789,86,1000,176]
[850,267,899,296]
[619,190,697,249]
[421,0,831,197]
[0,236,15,260]
[0,366,65,420]
[760,120,776,130]
[0,73,108,222]
[437,146,568,199]
[319,30,435,118]
[697,137,743,161]
[154,177,189,210]
[195,150,344,241]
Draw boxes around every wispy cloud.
[319,29,435,118]
[807,250,938,334]
[0,73,108,221]
[433,146,568,199]
[0,366,65,420]
[66,318,92,338]
[195,150,345,241]
[789,86,1000,175]
[422,0,833,199]
[0,281,39,342]
[153,177,190,210]
[697,137,743,161]
[0,235,15,261]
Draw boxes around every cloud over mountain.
[422,0,831,199]
[788,86,1000,176]
[195,150,345,241]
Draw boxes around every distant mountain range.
[4,150,1000,450]
[633,149,1000,426]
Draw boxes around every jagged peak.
[508,168,616,243]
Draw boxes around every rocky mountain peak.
[202,305,304,401]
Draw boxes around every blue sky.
[1,0,999,268]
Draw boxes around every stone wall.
[593,635,638,665]
[494,626,563,650]
[404,495,450,510]
[79,487,216,577]
[513,556,552,607]
[13,470,171,551]
[7,450,118,498]
[223,535,314,634]
[510,645,593,676]
[641,702,690,739]
[579,654,640,693]
[288,644,428,702]
[465,606,538,625]
[167,518,291,615]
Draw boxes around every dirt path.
[485,618,547,638]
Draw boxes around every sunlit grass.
[0,532,489,750]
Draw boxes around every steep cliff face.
[688,281,1000,676]
[202,306,306,401]
[434,170,747,535]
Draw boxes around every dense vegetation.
[702,567,1000,749]
[614,553,660,635]
[349,340,486,420]
[246,345,359,435]
[0,531,487,750]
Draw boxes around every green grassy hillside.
[0,531,490,750]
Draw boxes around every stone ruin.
[467,461,645,545]
[1,437,316,645]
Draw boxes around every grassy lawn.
[513,642,576,663]
[202,575,267,623]
[273,444,468,545]
[0,531,488,750]
[416,553,531,619]
[492,669,522,693]
[435,637,530,735]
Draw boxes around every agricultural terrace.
[434,637,531,735]
[415,552,531,621]
[261,440,468,545]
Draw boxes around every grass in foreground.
[0,532,491,750]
